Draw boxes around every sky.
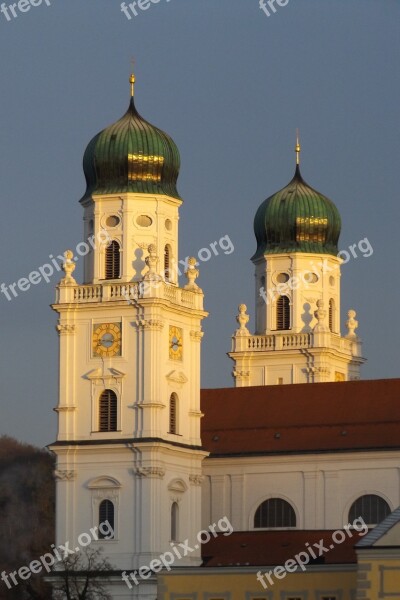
[0,0,399,447]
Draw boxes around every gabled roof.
[356,506,400,548]
[201,379,400,456]
[202,530,366,567]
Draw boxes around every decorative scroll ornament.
[233,370,250,380]
[54,469,76,481]
[56,323,76,335]
[190,330,204,342]
[189,474,204,486]
[135,466,165,478]
[135,319,164,331]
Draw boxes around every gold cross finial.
[295,129,301,165]
[130,58,136,97]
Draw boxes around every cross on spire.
[130,58,136,97]
[295,129,301,165]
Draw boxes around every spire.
[130,72,135,98]
[295,129,301,165]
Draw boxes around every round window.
[304,272,319,284]
[106,215,120,227]
[136,215,153,228]
[165,219,172,231]
[276,273,289,284]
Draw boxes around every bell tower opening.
[105,241,121,280]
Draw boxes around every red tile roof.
[201,530,365,567]
[201,379,400,456]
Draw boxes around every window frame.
[105,239,121,280]
[164,244,172,282]
[98,389,118,432]
[169,393,178,434]
[98,499,115,540]
[348,494,391,526]
[276,295,291,331]
[253,497,297,529]
[171,501,179,542]
[88,477,121,542]
[329,298,335,333]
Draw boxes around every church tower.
[229,138,365,387]
[50,74,208,598]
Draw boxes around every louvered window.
[99,390,117,432]
[169,393,177,434]
[276,296,290,330]
[164,244,171,282]
[329,298,335,332]
[349,494,390,526]
[99,500,114,539]
[105,241,121,279]
[254,498,296,528]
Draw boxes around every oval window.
[106,215,120,228]
[276,273,289,284]
[136,215,153,228]
[304,272,318,284]
[165,219,172,231]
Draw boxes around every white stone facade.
[230,252,366,386]
[202,451,400,532]
[50,189,208,599]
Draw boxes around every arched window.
[349,494,390,526]
[105,240,121,280]
[99,390,117,432]
[276,296,290,330]
[169,393,178,434]
[171,502,179,541]
[254,498,296,528]
[164,244,172,282]
[99,499,115,539]
[329,298,335,332]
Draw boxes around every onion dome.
[252,138,341,259]
[80,73,181,201]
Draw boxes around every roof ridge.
[356,506,400,547]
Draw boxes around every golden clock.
[169,326,183,360]
[92,323,121,358]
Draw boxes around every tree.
[0,436,55,600]
[52,547,113,600]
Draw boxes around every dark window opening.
[99,390,117,432]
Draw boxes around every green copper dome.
[252,164,341,259]
[81,81,181,201]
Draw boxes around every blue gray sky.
[0,0,399,446]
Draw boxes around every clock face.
[169,326,183,360]
[93,323,121,358]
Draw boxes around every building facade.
[49,74,208,599]
[49,74,400,600]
